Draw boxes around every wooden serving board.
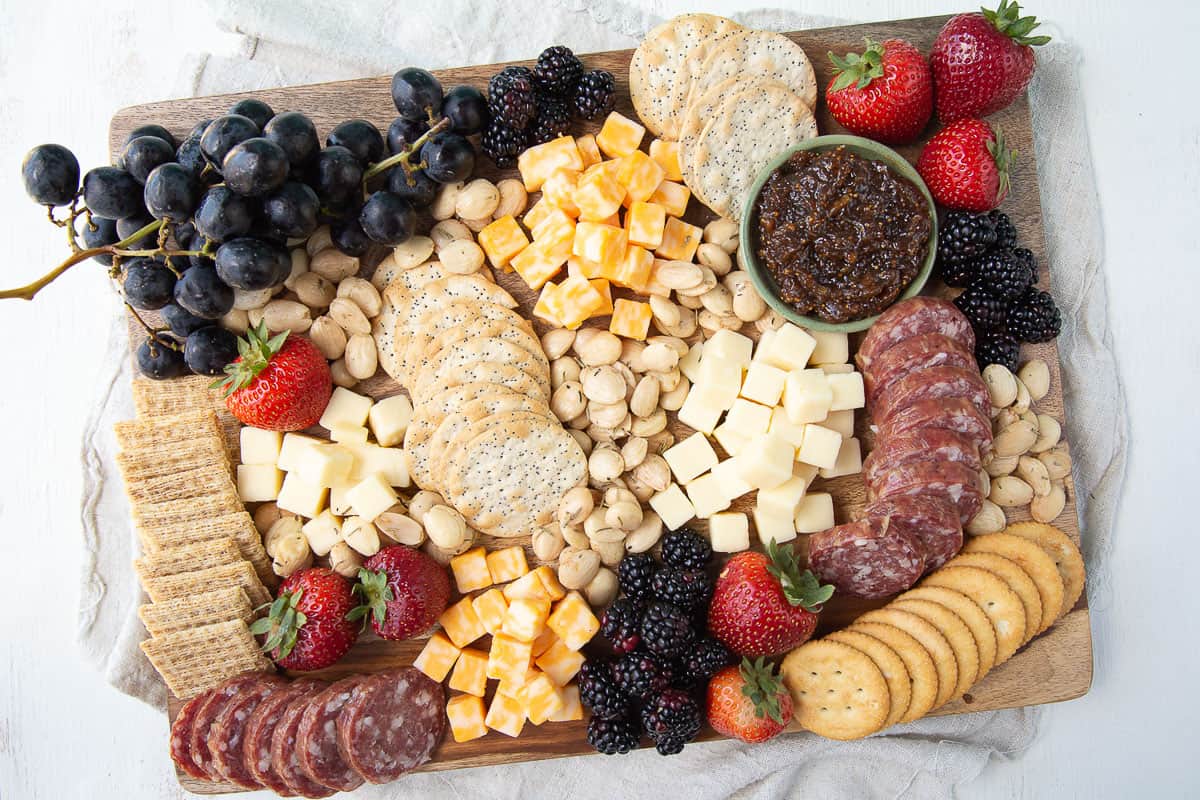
[110,15,1092,793]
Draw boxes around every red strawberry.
[706,657,794,744]
[252,567,359,671]
[931,0,1050,123]
[825,37,932,144]
[917,118,1013,212]
[350,545,450,640]
[706,541,833,658]
[215,321,331,431]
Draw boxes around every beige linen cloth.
[77,3,1126,797]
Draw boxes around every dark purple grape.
[175,121,212,178]
[22,144,80,206]
[174,262,234,319]
[184,325,239,375]
[222,138,289,197]
[161,302,210,336]
[359,191,415,246]
[124,124,177,150]
[214,237,290,290]
[116,213,158,250]
[420,134,474,183]
[391,67,443,121]
[82,166,142,219]
[122,258,177,310]
[442,85,489,135]
[331,216,371,256]
[386,117,428,155]
[386,168,437,207]
[228,98,274,130]
[264,111,319,166]
[144,163,200,222]
[261,181,320,238]
[312,146,364,209]
[136,335,187,379]
[326,120,385,165]
[80,216,118,265]
[199,114,260,171]
[120,136,175,185]
[194,186,253,243]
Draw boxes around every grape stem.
[126,302,178,349]
[361,117,450,184]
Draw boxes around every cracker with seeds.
[848,621,939,724]
[138,587,255,637]
[142,561,270,607]
[402,301,534,388]
[413,360,548,410]
[421,318,544,383]
[139,619,271,699]
[825,629,912,729]
[856,607,959,710]
[428,393,552,489]
[414,336,551,401]
[134,537,242,581]
[686,29,817,114]
[373,261,447,378]
[921,565,1027,665]
[963,533,1065,633]
[781,639,890,740]
[1002,522,1086,617]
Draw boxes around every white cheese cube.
[808,330,849,365]
[293,443,355,488]
[277,472,328,518]
[704,329,753,369]
[819,437,863,479]
[648,484,696,530]
[236,464,283,503]
[754,329,777,360]
[709,512,750,553]
[349,443,410,487]
[663,432,719,484]
[685,473,732,519]
[712,423,749,457]
[797,424,843,470]
[757,476,808,519]
[677,384,726,434]
[824,409,856,438]
[678,341,704,382]
[369,394,413,447]
[277,433,323,473]
[794,492,835,533]
[792,462,820,488]
[783,369,833,424]
[240,428,282,465]
[753,505,797,546]
[735,434,794,490]
[827,372,865,411]
[740,361,787,406]
[767,406,806,449]
[345,473,398,522]
[696,357,742,409]
[319,386,373,430]
[329,425,369,444]
[302,510,343,555]
[725,398,772,439]
[821,363,855,375]
[710,458,753,501]
[329,483,355,517]
[756,323,815,371]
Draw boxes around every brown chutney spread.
[754,146,931,324]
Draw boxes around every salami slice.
[296,675,370,792]
[867,459,983,524]
[862,429,982,486]
[876,397,993,453]
[271,682,335,799]
[861,333,976,404]
[188,673,274,780]
[808,517,926,599]
[245,681,325,796]
[170,691,213,781]
[337,667,445,783]
[209,675,287,787]
[873,365,989,424]
[865,495,964,573]
[856,297,975,371]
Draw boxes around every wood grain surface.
[109,15,1092,793]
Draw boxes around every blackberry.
[988,209,1018,249]
[651,566,709,612]
[653,734,688,756]
[612,651,672,701]
[573,70,617,121]
[586,717,640,755]
[640,601,695,659]
[937,210,997,264]
[1007,288,1062,343]
[970,247,1034,301]
[487,67,537,130]
[527,96,572,146]
[674,638,734,691]
[480,121,525,169]
[618,553,659,602]
[954,285,1007,333]
[1012,246,1039,284]
[578,661,631,721]
[640,689,702,750]
[975,330,1021,372]
[938,255,980,288]
[533,46,584,97]
[600,598,643,653]
[660,528,711,570]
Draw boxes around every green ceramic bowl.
[737,134,938,333]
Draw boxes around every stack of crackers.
[782,522,1085,739]
[629,14,819,219]
[119,380,275,699]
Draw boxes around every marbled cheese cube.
[625,201,666,249]
[486,545,530,584]
[541,168,581,217]
[556,275,607,329]
[530,628,558,658]
[595,112,645,158]
[573,168,625,222]
[609,299,653,340]
[535,639,585,686]
[546,592,599,651]
[548,684,583,722]
[478,215,530,268]
[511,239,568,290]
[523,672,566,725]
[319,386,373,430]
[240,427,282,465]
[567,254,603,280]
[496,667,539,699]
[518,135,584,192]
[450,547,492,593]
[617,150,666,204]
[472,588,509,637]
[663,432,719,484]
[575,134,602,168]
[649,138,683,181]
[440,596,486,648]
[532,281,564,327]
[486,633,534,683]
[572,222,627,270]
[413,630,461,682]
[649,180,691,217]
[654,216,701,261]
[648,483,696,530]
[502,597,551,643]
[532,565,567,602]
[709,512,750,553]
[611,246,654,292]
[503,570,552,602]
[448,647,489,697]
[485,692,527,738]
[446,694,488,742]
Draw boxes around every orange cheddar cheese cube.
[617,150,666,205]
[567,255,603,280]
[523,672,565,726]
[503,569,553,602]
[472,588,509,637]
[649,180,691,218]
[478,215,529,269]
[487,633,534,683]
[573,168,625,222]
[626,201,667,249]
[486,546,529,584]
[510,240,567,290]
[523,197,554,232]
[517,135,583,192]
[531,206,576,245]
[572,222,627,268]
[439,596,487,648]
[548,684,583,722]
[610,299,653,341]
[501,597,551,643]
[535,639,585,686]
[575,134,602,168]
[413,630,461,682]
[541,168,580,217]
[611,245,654,291]
[485,692,526,738]
[532,282,563,327]
[557,275,608,330]
[530,628,558,658]
[596,112,645,159]
[649,138,684,181]
[546,591,600,651]
[532,565,567,602]
[449,546,491,593]
[446,694,488,743]
[589,279,614,316]
[646,259,674,297]
[448,647,489,697]
[654,216,702,261]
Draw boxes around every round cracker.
[855,608,958,710]
[781,639,890,740]
[372,301,402,380]
[890,598,980,700]
[920,565,1027,664]
[849,621,939,723]
[963,533,1065,634]
[422,319,546,384]
[900,586,998,679]
[415,336,550,400]
[687,30,817,114]
[428,393,550,490]
[825,629,911,729]
[950,552,1042,645]
[411,360,547,409]
[403,301,534,386]
[1002,522,1086,617]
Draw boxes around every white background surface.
[0,0,1196,797]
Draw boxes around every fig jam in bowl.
[738,135,937,333]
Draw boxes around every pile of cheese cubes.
[414,544,599,742]
[476,111,698,340]
[647,325,866,552]
[235,386,414,557]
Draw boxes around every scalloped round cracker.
[687,30,817,114]
[1001,522,1085,617]
[411,359,546,409]
[402,300,534,386]
[900,586,998,678]
[781,639,890,740]
[950,552,1042,645]
[963,532,1065,634]
[421,318,545,385]
[824,629,912,729]
[856,607,958,710]
[849,621,939,724]
[890,598,980,700]
[428,393,551,491]
[414,336,550,401]
[921,565,1027,665]
[373,262,448,379]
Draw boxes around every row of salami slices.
[170,668,445,798]
[807,298,993,599]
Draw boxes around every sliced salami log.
[209,675,287,788]
[876,397,993,454]
[861,333,977,404]
[337,667,445,783]
[865,495,964,573]
[271,682,335,799]
[868,459,983,524]
[296,675,370,792]
[808,517,926,599]
[170,691,213,781]
[856,297,975,371]
[188,673,274,780]
[873,365,990,424]
[862,429,982,486]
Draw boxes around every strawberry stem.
[986,125,1016,203]
[738,657,787,724]
[982,0,1051,46]
[765,540,835,611]
[212,320,290,397]
[347,567,394,630]
[827,37,886,92]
